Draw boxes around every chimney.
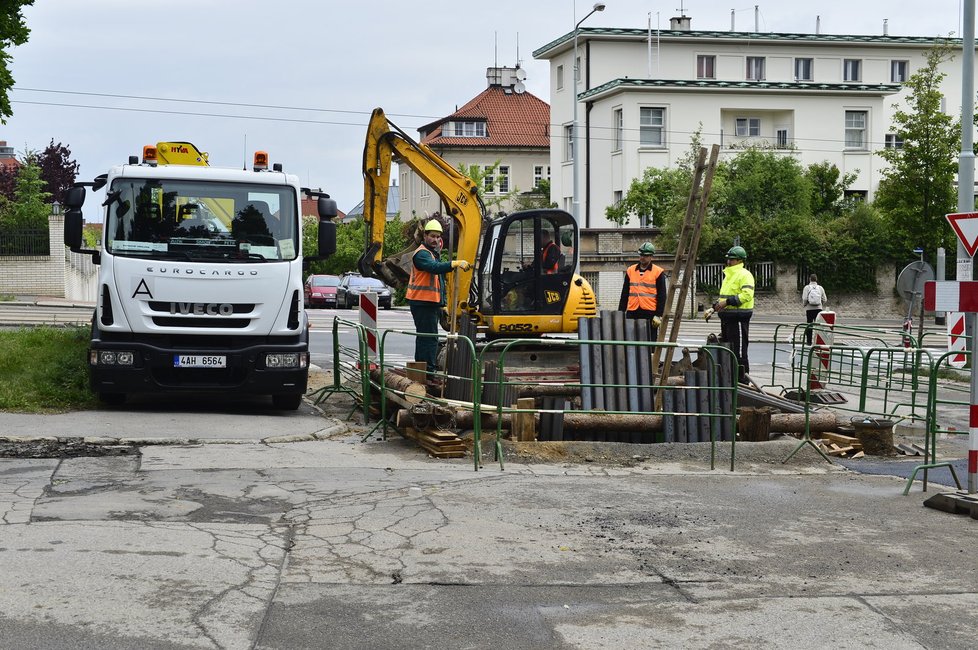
[816,15,821,35]
[883,19,889,35]
[669,15,691,31]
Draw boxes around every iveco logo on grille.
[170,302,234,316]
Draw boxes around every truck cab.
[64,146,337,409]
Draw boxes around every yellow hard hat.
[423,219,443,233]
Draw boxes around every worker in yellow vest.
[407,219,471,376]
[714,245,755,381]
[618,242,667,340]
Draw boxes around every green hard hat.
[726,245,747,260]
[638,242,655,255]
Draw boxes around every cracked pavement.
[1,399,977,649]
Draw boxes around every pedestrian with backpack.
[802,273,827,345]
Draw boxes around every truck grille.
[147,302,256,314]
[151,317,251,328]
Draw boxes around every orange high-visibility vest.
[406,245,442,303]
[541,241,559,274]
[626,263,663,311]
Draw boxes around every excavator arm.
[359,108,486,324]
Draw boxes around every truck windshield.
[104,179,299,261]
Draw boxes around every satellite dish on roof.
[515,67,527,81]
[513,81,526,94]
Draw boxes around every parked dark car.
[337,274,393,309]
[303,274,340,308]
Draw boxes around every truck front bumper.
[89,338,309,396]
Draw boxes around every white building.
[534,16,974,229]
[399,66,551,219]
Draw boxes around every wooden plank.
[405,361,427,384]
[814,432,860,446]
[611,310,628,415]
[515,397,536,442]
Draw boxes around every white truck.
[63,142,337,409]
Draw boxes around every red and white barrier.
[809,311,835,390]
[947,311,967,369]
[359,291,378,365]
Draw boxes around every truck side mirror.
[64,209,84,250]
[318,197,338,219]
[318,219,336,258]
[64,186,86,209]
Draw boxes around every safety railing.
[309,316,372,423]
[478,338,740,471]
[902,349,969,494]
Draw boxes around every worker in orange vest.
[618,241,667,340]
[407,219,471,376]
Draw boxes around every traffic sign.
[946,212,978,257]
[923,280,978,312]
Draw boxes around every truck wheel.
[272,394,303,410]
[98,392,127,406]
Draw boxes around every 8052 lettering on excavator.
[358,107,597,337]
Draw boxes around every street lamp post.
[571,1,605,229]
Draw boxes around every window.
[533,165,551,188]
[639,107,665,147]
[612,108,623,151]
[564,124,574,161]
[575,56,581,83]
[844,189,868,202]
[483,165,495,193]
[794,58,813,81]
[844,59,862,82]
[556,64,564,90]
[498,165,510,193]
[776,129,789,149]
[845,110,868,149]
[891,60,909,82]
[746,56,765,81]
[453,121,486,137]
[613,190,623,205]
[885,133,905,149]
[735,117,761,137]
[697,55,716,79]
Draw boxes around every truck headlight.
[92,350,135,366]
[265,352,308,369]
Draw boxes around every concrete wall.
[0,214,98,301]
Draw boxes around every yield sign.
[946,212,978,257]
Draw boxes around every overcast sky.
[2,0,967,215]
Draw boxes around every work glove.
[703,308,716,322]
[651,316,662,328]
[715,298,728,310]
[451,260,472,271]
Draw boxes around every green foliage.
[0,326,98,412]
[457,160,516,214]
[0,1,33,124]
[805,161,857,217]
[875,43,959,257]
[513,179,557,211]
[0,157,50,229]
[616,144,889,292]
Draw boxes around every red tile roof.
[421,87,550,148]
[0,158,19,171]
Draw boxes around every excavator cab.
[477,209,578,318]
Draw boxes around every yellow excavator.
[358,107,597,336]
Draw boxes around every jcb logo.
[499,323,533,332]
[545,290,561,304]
[455,191,468,205]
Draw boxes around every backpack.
[807,286,821,306]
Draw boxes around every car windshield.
[104,178,298,262]
[311,276,339,287]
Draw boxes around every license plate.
[174,354,226,368]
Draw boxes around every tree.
[875,43,959,257]
[457,161,515,215]
[805,161,857,217]
[37,140,80,204]
[513,179,557,211]
[0,2,34,123]
[0,157,49,229]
